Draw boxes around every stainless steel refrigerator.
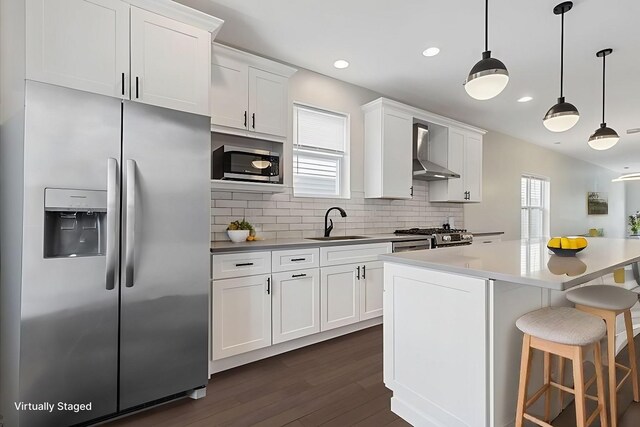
[4,81,210,426]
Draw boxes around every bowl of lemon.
[547,236,588,257]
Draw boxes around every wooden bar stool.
[515,307,608,427]
[566,285,640,427]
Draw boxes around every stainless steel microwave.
[212,145,280,183]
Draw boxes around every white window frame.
[292,103,350,199]
[521,174,550,239]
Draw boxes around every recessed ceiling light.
[333,60,349,69]
[553,141,561,145]
[624,166,630,169]
[422,47,440,57]
[517,96,533,103]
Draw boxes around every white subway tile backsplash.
[210,181,464,241]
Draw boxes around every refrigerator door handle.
[125,159,137,288]
[106,158,119,290]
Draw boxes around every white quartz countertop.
[211,233,431,254]
[380,238,640,290]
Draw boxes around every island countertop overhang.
[380,238,640,291]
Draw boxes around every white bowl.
[227,230,250,243]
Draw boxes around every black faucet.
[324,207,347,237]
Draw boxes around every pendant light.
[543,2,579,132]
[588,49,619,150]
[612,173,640,183]
[464,0,509,100]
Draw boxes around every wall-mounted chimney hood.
[412,123,460,181]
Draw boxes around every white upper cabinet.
[130,6,211,116]
[362,97,485,202]
[26,0,130,99]
[210,51,249,130]
[363,100,413,199]
[210,43,296,140]
[26,0,220,115]
[248,67,288,137]
[429,127,483,202]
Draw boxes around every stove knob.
[442,235,451,242]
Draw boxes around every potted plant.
[227,219,254,243]
[629,211,640,235]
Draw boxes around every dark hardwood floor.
[105,325,640,427]
[106,326,409,427]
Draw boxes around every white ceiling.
[179,0,640,173]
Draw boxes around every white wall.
[626,181,640,220]
[210,67,464,241]
[287,68,379,192]
[464,131,626,240]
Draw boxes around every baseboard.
[209,317,382,375]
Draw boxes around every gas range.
[394,228,473,247]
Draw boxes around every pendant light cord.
[560,10,564,98]
[485,0,489,51]
[602,54,606,124]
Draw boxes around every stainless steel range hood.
[412,123,460,181]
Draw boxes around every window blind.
[293,104,348,198]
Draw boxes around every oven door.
[392,239,431,253]
[224,147,280,182]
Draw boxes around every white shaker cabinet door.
[320,264,360,331]
[447,128,466,201]
[248,67,288,137]
[359,261,384,320]
[26,0,130,98]
[130,7,211,116]
[211,48,249,130]
[464,134,483,202]
[212,274,272,360]
[382,109,413,199]
[272,269,320,344]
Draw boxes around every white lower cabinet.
[320,264,360,331]
[359,261,384,320]
[212,274,271,360]
[272,269,320,344]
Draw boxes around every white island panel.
[384,264,488,427]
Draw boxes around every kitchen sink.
[306,235,369,241]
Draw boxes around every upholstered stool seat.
[515,307,608,427]
[516,306,606,346]
[565,284,640,427]
[566,285,638,311]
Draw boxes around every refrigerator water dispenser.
[44,188,107,258]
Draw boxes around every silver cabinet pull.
[106,158,119,290]
[125,159,137,288]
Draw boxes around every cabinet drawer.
[320,242,391,267]
[272,248,320,272]
[212,251,271,280]
[475,235,502,244]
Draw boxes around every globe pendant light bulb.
[588,124,619,150]
[543,2,579,133]
[543,97,580,132]
[588,48,618,151]
[465,51,509,101]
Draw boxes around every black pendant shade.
[543,2,579,132]
[588,48,619,150]
[464,0,509,100]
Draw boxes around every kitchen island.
[380,238,640,427]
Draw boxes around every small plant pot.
[227,230,250,243]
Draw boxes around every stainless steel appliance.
[392,239,432,253]
[212,145,280,183]
[1,81,210,426]
[395,228,474,248]
[412,123,460,181]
